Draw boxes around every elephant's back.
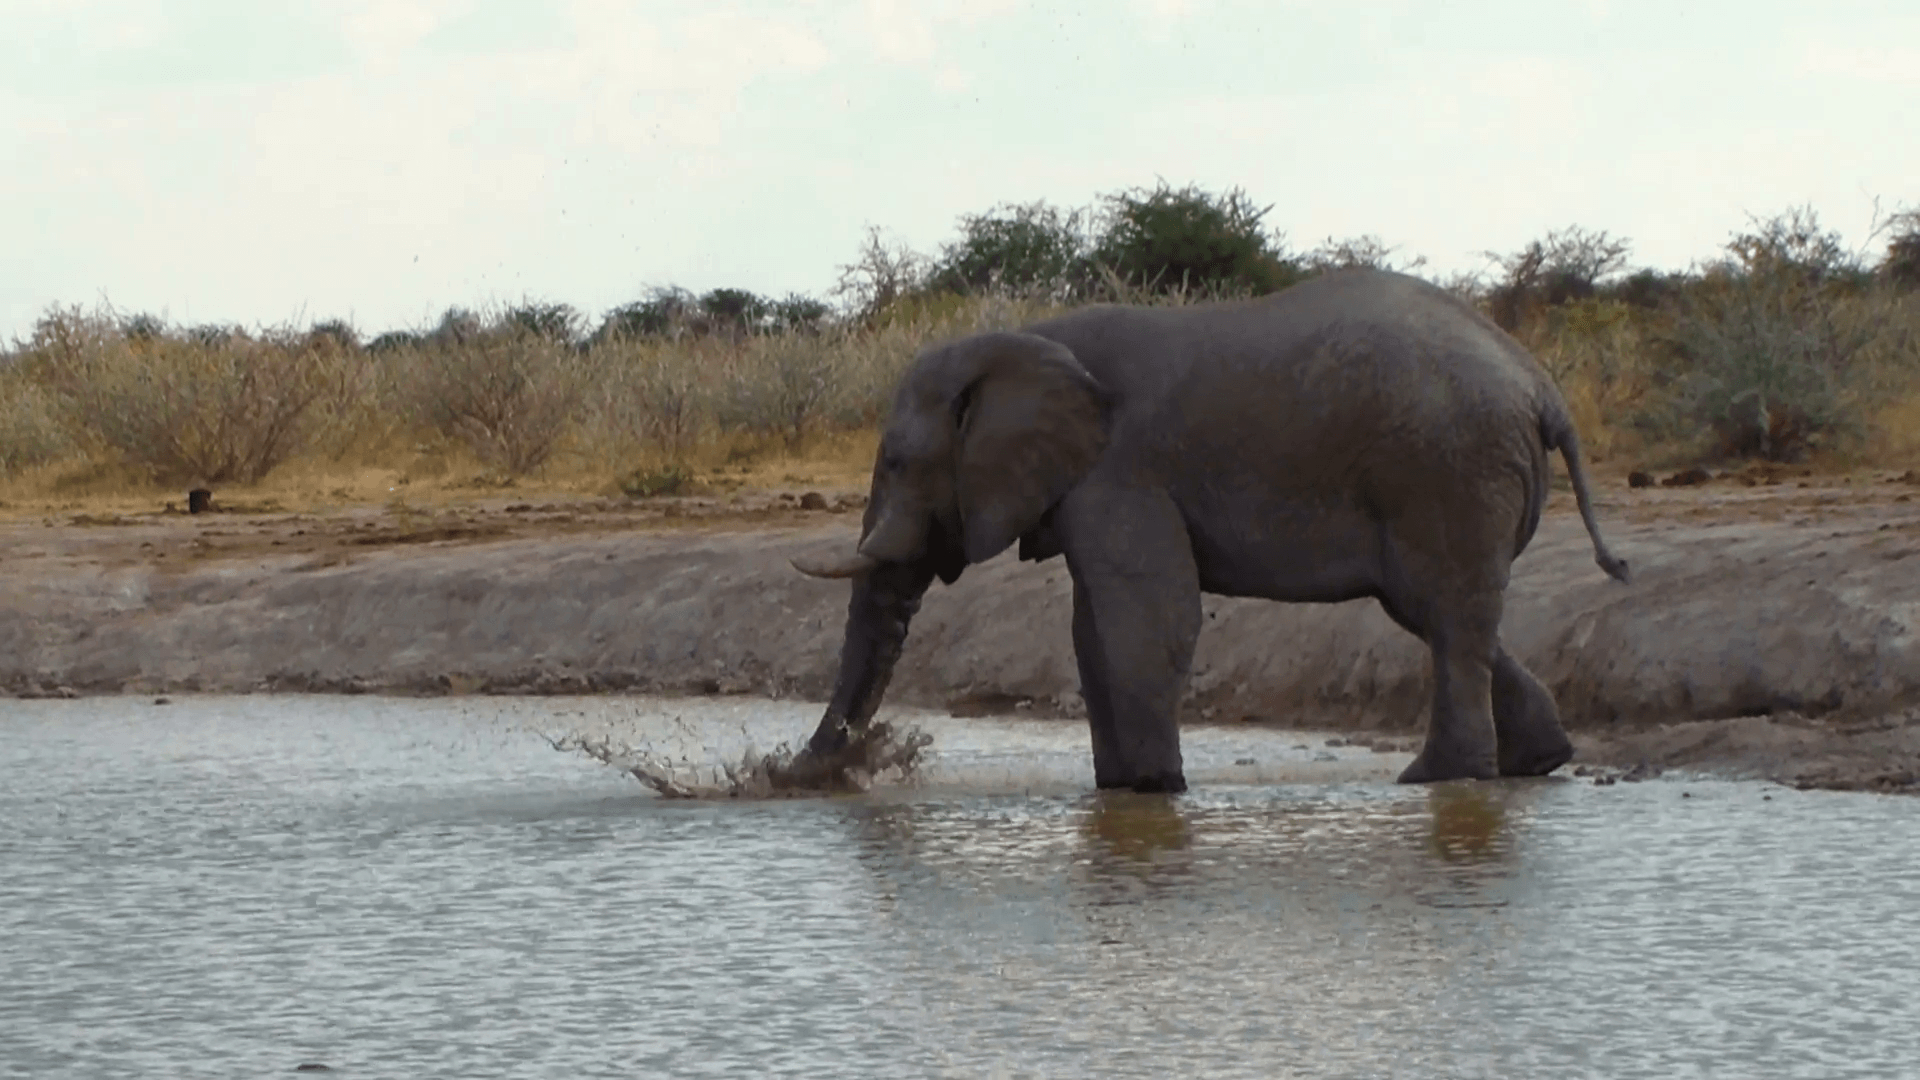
[1027,271,1548,407]
[1040,274,1553,514]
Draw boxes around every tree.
[1880,210,1920,289]
[506,302,584,345]
[698,288,771,336]
[367,330,422,354]
[769,293,832,333]
[307,319,361,352]
[1086,181,1300,298]
[121,312,167,343]
[593,287,696,343]
[1483,226,1633,330]
[1715,205,1865,289]
[930,200,1089,297]
[832,226,929,322]
[428,306,484,347]
[186,323,237,348]
[1302,234,1425,275]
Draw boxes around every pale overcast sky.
[3,0,1916,340]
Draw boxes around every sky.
[3,0,1917,341]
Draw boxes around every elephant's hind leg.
[1491,649,1574,777]
[1381,594,1571,779]
[1393,589,1502,784]
[1376,543,1506,784]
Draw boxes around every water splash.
[544,718,931,799]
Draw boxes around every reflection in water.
[1079,791,1193,866]
[3,696,1919,1079]
[1424,781,1513,864]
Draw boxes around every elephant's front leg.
[1060,486,1201,794]
[1071,579,1130,789]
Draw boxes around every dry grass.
[1512,287,1920,471]
[4,284,1918,520]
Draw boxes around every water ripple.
[1,695,1915,1078]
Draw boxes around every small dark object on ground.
[294,1066,333,1073]
[799,491,829,511]
[1628,471,1654,488]
[188,488,213,514]
[1235,756,1256,766]
[1662,468,1713,488]
[153,697,171,706]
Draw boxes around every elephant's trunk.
[804,561,935,757]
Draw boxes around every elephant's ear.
[955,340,1108,565]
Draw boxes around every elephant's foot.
[1131,771,1187,795]
[773,717,933,793]
[1397,743,1499,785]
[1094,769,1189,794]
[1497,729,1574,777]
[1490,649,1572,777]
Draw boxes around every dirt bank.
[3,470,1918,792]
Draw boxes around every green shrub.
[1637,210,1880,461]
[930,200,1090,298]
[1086,181,1301,298]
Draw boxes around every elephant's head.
[793,330,1110,582]
[789,331,1109,757]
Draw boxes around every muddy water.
[3,697,1916,1079]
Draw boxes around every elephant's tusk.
[788,551,878,579]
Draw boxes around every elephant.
[790,268,1630,793]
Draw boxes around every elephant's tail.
[1541,405,1632,585]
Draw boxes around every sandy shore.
[4,467,1918,793]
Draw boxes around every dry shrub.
[1516,299,1655,459]
[659,292,1066,455]
[394,331,585,476]
[0,370,72,474]
[584,336,711,462]
[37,311,334,484]
[715,332,843,449]
[304,338,403,463]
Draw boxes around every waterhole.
[3,695,1916,1078]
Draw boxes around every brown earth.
[3,465,1919,794]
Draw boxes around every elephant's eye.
[881,451,905,473]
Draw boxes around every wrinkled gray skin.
[792,269,1630,793]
